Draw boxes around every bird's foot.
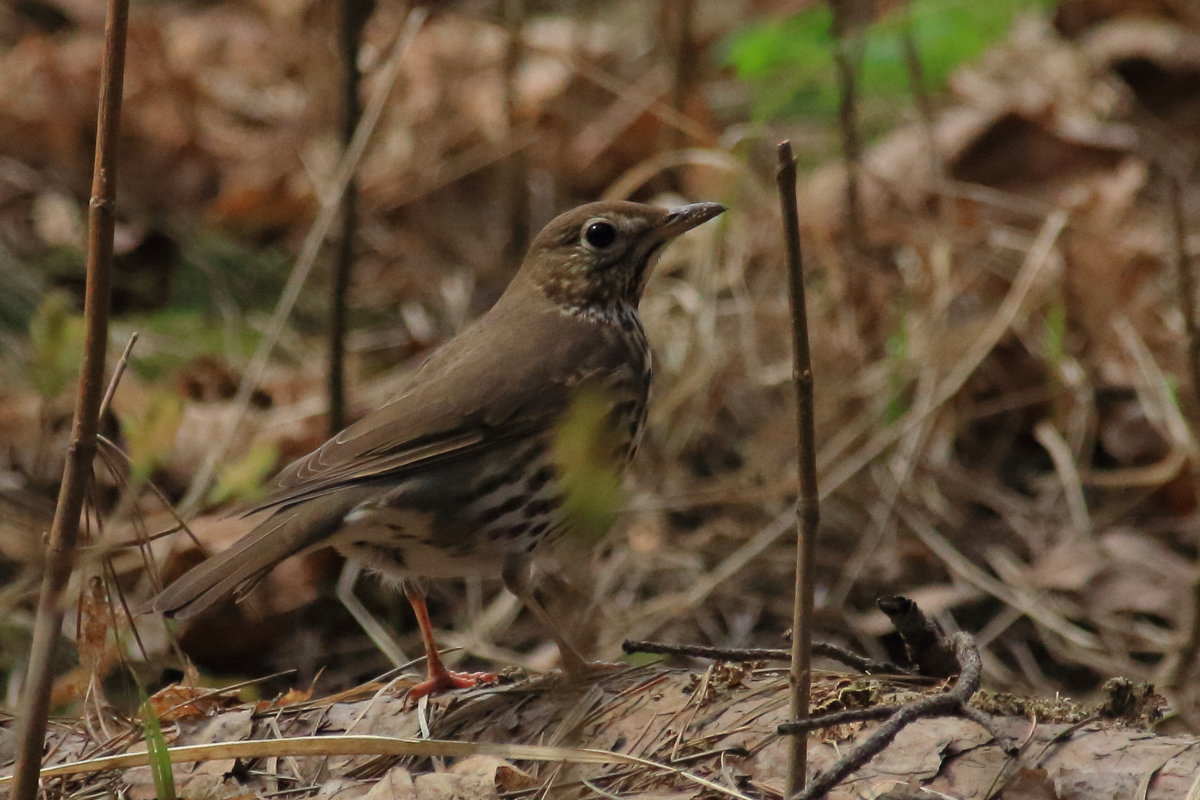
[407,668,499,700]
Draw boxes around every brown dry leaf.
[1028,540,1106,592]
[413,771,497,800]
[446,754,536,792]
[317,779,380,799]
[1089,530,1194,620]
[77,574,110,676]
[146,682,237,722]
[1003,767,1061,800]
[359,767,416,800]
[254,685,314,713]
[0,487,50,567]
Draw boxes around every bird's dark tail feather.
[149,502,344,620]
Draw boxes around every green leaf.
[139,698,178,800]
[209,439,279,506]
[25,290,85,398]
[884,317,911,425]
[721,0,1057,123]
[1042,299,1066,368]
[121,393,184,481]
[553,388,626,545]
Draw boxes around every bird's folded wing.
[245,422,535,513]
[243,296,617,515]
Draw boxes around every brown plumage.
[151,200,724,696]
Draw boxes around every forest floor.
[3,0,1200,796]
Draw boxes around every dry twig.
[622,639,902,675]
[778,632,1009,800]
[328,0,375,433]
[1165,174,1200,696]
[777,140,820,796]
[9,0,129,794]
[502,0,529,260]
[829,0,868,250]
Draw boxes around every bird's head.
[518,200,724,314]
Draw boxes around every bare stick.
[1166,175,1200,691]
[829,0,868,251]
[666,0,696,163]
[99,331,138,420]
[502,0,529,261]
[876,595,959,677]
[328,0,374,434]
[780,633,1006,800]
[777,140,820,798]
[898,4,941,182]
[10,0,128,794]
[622,639,901,675]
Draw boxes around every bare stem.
[622,639,901,674]
[328,0,375,434]
[10,0,129,794]
[1166,174,1200,692]
[779,633,998,800]
[829,0,867,251]
[777,140,820,798]
[502,0,529,260]
[99,331,138,420]
[666,0,696,160]
[898,2,946,226]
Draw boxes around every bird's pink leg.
[404,585,497,699]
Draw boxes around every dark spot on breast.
[515,440,547,470]
[506,521,531,538]
[474,469,517,497]
[529,521,550,536]
[479,494,530,523]
[525,464,556,493]
[524,496,563,517]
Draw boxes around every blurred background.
[3,0,1200,729]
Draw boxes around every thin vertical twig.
[10,0,129,794]
[777,140,820,798]
[502,0,529,261]
[1165,174,1200,692]
[328,0,375,434]
[898,1,943,193]
[178,8,426,517]
[667,0,696,160]
[99,331,138,420]
[829,0,868,251]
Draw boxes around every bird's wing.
[246,297,615,514]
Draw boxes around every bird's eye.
[583,220,617,250]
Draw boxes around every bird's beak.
[656,202,725,240]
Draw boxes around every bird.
[151,199,725,697]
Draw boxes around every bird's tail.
[149,501,344,620]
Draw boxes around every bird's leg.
[502,559,588,674]
[337,559,408,668]
[403,583,497,698]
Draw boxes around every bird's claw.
[407,668,499,700]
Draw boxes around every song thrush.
[151,199,725,696]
